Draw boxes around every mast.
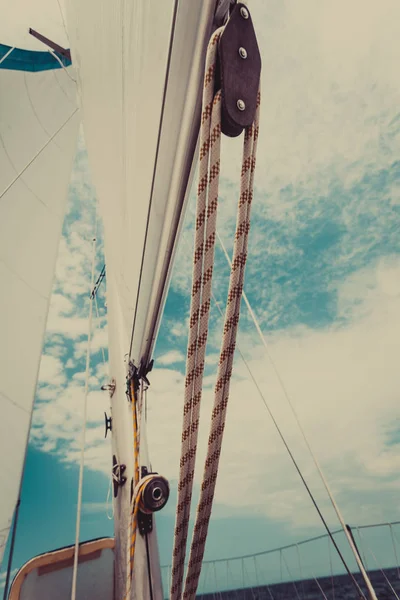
[65,1,234,598]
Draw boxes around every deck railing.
[161,520,400,598]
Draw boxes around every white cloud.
[46,316,89,338]
[49,294,75,316]
[32,384,111,474]
[157,350,185,366]
[0,568,18,588]
[32,256,400,533]
[81,502,111,515]
[146,259,400,529]
[25,2,400,562]
[54,236,93,298]
[169,318,189,339]
[73,325,108,360]
[38,354,66,387]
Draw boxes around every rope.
[71,228,97,600]
[216,230,378,600]
[125,471,164,599]
[170,27,224,600]
[184,92,260,590]
[124,378,142,600]
[185,49,260,600]
[171,20,261,597]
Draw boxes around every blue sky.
[2,0,400,596]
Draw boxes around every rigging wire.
[180,228,363,596]
[215,229,377,600]
[356,526,370,573]
[91,264,106,300]
[296,543,305,600]
[95,279,110,527]
[94,294,107,370]
[1,500,20,600]
[310,571,329,600]
[281,551,301,600]
[70,211,98,600]
[327,535,335,600]
[357,529,400,600]
[208,286,366,598]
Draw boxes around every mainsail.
[66,2,226,598]
[0,1,79,565]
[1,0,231,597]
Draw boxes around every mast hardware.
[138,509,153,536]
[112,455,127,498]
[137,466,170,536]
[138,358,154,388]
[217,2,261,137]
[90,264,106,299]
[104,412,112,438]
[101,378,116,397]
[126,359,154,399]
[29,28,71,61]
[214,0,236,26]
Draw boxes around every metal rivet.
[239,47,247,59]
[240,6,249,19]
[237,99,246,111]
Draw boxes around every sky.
[2,0,400,597]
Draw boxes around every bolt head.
[240,6,249,19]
[237,99,246,111]
[239,47,247,59]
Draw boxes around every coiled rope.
[170,25,261,599]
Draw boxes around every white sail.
[0,1,79,565]
[66,1,223,597]
[1,1,226,596]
